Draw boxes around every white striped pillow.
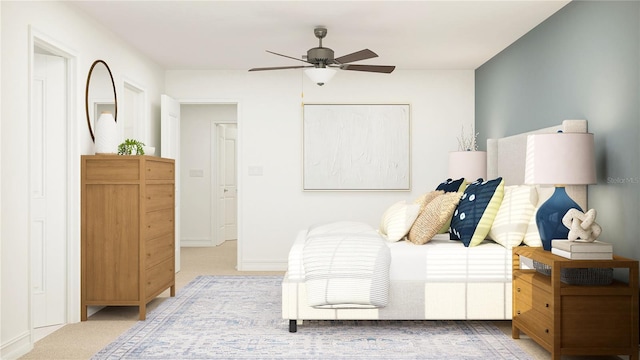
[523,186,554,247]
[379,201,421,242]
[488,185,538,249]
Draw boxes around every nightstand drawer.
[515,309,553,348]
[514,278,553,319]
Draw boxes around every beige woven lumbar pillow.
[408,192,461,245]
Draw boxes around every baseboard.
[1,330,32,360]
[181,238,214,247]
[33,324,64,342]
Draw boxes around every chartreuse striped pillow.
[449,177,505,247]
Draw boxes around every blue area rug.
[93,275,532,359]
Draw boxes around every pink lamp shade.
[524,132,596,185]
[448,151,487,182]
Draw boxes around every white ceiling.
[69,0,570,71]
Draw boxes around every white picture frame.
[303,103,411,191]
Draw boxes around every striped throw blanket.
[303,222,391,309]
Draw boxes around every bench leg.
[289,319,297,333]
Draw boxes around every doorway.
[179,103,238,262]
[29,34,77,340]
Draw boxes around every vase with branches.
[457,125,479,151]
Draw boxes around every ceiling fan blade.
[249,65,312,72]
[334,49,378,64]
[266,50,311,64]
[341,64,396,73]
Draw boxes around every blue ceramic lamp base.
[536,186,583,251]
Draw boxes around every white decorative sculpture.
[562,208,602,242]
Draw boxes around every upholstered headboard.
[486,119,588,209]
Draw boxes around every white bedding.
[289,227,512,283]
[302,221,390,308]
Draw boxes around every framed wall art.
[303,103,411,191]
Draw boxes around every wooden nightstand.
[512,247,639,360]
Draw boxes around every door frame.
[28,28,80,330]
[177,99,242,267]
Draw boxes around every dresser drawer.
[145,160,174,180]
[145,208,174,240]
[145,233,174,269]
[145,257,174,299]
[84,157,140,181]
[145,184,174,212]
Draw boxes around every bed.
[282,120,588,332]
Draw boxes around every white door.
[161,95,181,272]
[217,124,238,242]
[31,53,67,331]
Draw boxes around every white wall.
[1,3,474,356]
[166,69,475,271]
[1,2,164,358]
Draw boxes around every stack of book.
[551,240,613,260]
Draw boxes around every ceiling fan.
[249,27,396,86]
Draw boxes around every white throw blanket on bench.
[303,221,391,309]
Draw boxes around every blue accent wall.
[476,1,640,261]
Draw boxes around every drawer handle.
[545,303,549,308]
[545,329,549,334]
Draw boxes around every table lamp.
[448,151,487,183]
[524,132,596,250]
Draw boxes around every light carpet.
[93,275,532,359]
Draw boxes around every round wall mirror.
[85,60,117,142]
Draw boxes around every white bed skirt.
[283,228,513,325]
[282,275,512,321]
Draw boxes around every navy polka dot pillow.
[435,178,467,193]
[449,177,505,247]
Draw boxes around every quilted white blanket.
[302,222,391,309]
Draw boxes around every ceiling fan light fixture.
[304,67,336,86]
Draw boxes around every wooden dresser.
[81,155,175,320]
[512,247,639,360]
